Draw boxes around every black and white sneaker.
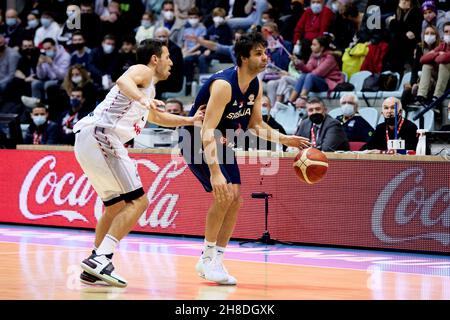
[79,271,110,286]
[80,254,127,288]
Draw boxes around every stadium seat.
[388,71,411,98]
[328,107,343,119]
[349,71,372,92]
[272,102,302,135]
[349,141,366,151]
[161,77,186,100]
[358,107,378,129]
[407,109,435,131]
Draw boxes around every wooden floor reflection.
[1,242,449,300]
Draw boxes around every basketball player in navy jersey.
[74,39,204,287]
[182,32,310,285]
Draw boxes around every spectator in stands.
[357,0,396,45]
[265,58,301,107]
[402,25,440,107]
[0,34,20,97]
[293,0,334,62]
[70,32,91,67]
[182,7,207,95]
[435,0,450,12]
[24,103,59,145]
[99,1,127,42]
[87,34,120,93]
[135,12,156,45]
[154,1,186,47]
[153,27,185,98]
[384,0,422,74]
[363,97,418,151]
[1,9,25,49]
[57,3,81,48]
[117,35,137,75]
[195,0,230,28]
[261,22,291,72]
[117,0,146,34]
[174,0,196,20]
[421,1,446,39]
[335,93,374,143]
[198,7,233,73]
[246,95,287,151]
[329,2,362,53]
[23,13,40,41]
[62,64,97,112]
[80,0,103,48]
[261,8,277,25]
[11,39,39,102]
[31,38,70,101]
[143,0,165,15]
[226,0,269,31]
[165,99,185,115]
[294,97,350,151]
[279,0,304,42]
[59,88,90,145]
[415,22,450,104]
[95,0,112,16]
[34,12,61,47]
[287,35,344,105]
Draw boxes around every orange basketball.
[293,147,329,184]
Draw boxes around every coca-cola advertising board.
[0,149,449,254]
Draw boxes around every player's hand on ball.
[282,135,311,149]
[210,172,233,203]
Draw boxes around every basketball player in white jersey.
[74,39,204,287]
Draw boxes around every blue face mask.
[261,106,269,116]
[32,115,47,127]
[141,20,152,29]
[45,50,55,58]
[102,44,114,54]
[40,18,52,28]
[28,19,39,29]
[6,18,17,26]
[311,3,323,14]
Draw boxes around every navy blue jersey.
[187,66,260,137]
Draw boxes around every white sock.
[96,234,119,256]
[202,240,216,262]
[216,246,226,262]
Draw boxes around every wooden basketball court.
[0,225,449,300]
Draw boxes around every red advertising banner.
[0,149,449,253]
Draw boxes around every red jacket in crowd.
[293,6,334,43]
[420,42,450,65]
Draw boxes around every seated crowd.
[0,0,448,153]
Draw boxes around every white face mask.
[162,10,174,21]
[188,18,199,27]
[424,34,436,45]
[213,16,224,25]
[341,103,355,116]
[261,18,268,24]
[32,115,47,126]
[293,43,301,55]
[102,44,114,54]
[331,2,339,13]
[311,3,323,14]
[72,75,82,84]
[444,34,450,44]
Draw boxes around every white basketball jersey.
[74,80,155,143]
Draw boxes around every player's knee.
[130,195,149,212]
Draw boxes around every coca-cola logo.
[372,168,450,245]
[20,155,187,228]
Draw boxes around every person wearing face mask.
[198,7,233,74]
[136,12,156,44]
[0,9,25,49]
[293,0,334,62]
[57,4,82,48]
[181,7,207,95]
[363,97,418,152]
[24,14,40,41]
[0,34,20,98]
[335,93,374,143]
[117,35,137,74]
[154,1,186,47]
[62,65,97,113]
[384,0,422,74]
[279,0,305,42]
[34,12,61,47]
[195,0,230,28]
[420,1,446,40]
[24,103,59,145]
[80,1,103,48]
[70,32,91,67]
[153,26,185,99]
[32,38,71,102]
[415,22,450,105]
[401,25,440,107]
[295,97,349,151]
[245,95,287,151]
[59,89,89,145]
[87,34,120,94]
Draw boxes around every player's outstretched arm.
[202,80,233,203]
[248,81,310,149]
[147,103,205,127]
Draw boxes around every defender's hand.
[282,135,311,149]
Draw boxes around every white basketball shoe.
[80,254,127,288]
[196,256,237,285]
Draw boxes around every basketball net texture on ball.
[293,148,329,184]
